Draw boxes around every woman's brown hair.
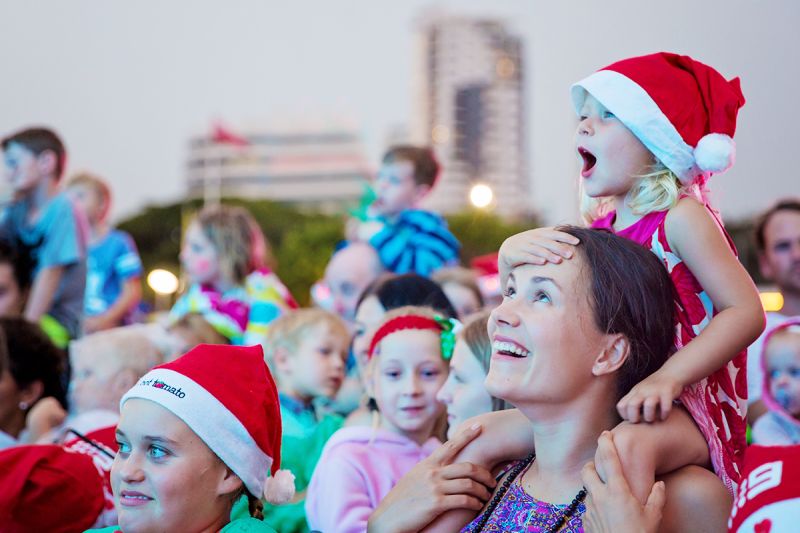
[556,225,676,399]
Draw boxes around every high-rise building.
[412,14,529,217]
[186,128,371,213]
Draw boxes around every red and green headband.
[368,314,460,361]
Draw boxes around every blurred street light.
[760,292,784,312]
[148,269,179,296]
[469,183,494,209]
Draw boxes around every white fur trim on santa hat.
[694,133,736,173]
[120,368,272,498]
[571,70,701,184]
[263,469,296,505]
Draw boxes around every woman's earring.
[18,401,29,410]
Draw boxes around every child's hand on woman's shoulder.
[499,227,580,282]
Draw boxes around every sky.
[0,0,797,224]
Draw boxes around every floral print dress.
[593,209,748,493]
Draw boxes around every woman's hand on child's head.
[582,432,665,533]
[367,423,496,533]
[499,228,579,279]
[616,370,683,423]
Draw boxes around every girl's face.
[436,338,493,438]
[352,295,387,374]
[575,94,654,201]
[766,330,800,417]
[112,399,239,533]
[486,258,609,409]
[370,329,448,444]
[180,222,221,287]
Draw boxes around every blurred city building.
[186,126,371,213]
[412,13,530,218]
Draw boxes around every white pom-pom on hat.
[694,133,736,175]
[263,469,296,505]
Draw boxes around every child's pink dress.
[593,209,748,493]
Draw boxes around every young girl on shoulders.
[501,52,765,499]
[305,306,454,533]
[170,204,296,346]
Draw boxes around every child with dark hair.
[0,317,66,449]
[0,239,33,317]
[1,127,88,347]
[352,145,460,277]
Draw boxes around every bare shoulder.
[664,198,723,256]
[664,197,711,230]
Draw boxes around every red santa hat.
[120,344,294,504]
[571,52,745,185]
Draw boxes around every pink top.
[593,209,748,493]
[305,426,440,533]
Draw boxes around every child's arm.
[498,228,579,285]
[84,277,142,333]
[617,199,765,422]
[24,265,65,323]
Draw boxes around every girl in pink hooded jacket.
[305,307,454,533]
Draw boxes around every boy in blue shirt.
[1,127,87,346]
[354,145,460,277]
[67,172,142,332]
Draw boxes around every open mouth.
[492,340,532,358]
[578,147,597,177]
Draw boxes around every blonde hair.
[70,327,162,379]
[190,205,273,286]
[580,161,712,224]
[263,308,349,366]
[67,171,112,220]
[459,312,511,413]
[169,313,230,346]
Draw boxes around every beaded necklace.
[472,453,587,533]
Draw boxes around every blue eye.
[790,368,800,378]
[602,110,616,119]
[117,441,131,455]
[533,290,551,304]
[385,370,401,379]
[502,286,516,298]
[148,445,169,459]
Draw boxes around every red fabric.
[599,52,745,147]
[728,445,800,532]
[154,344,282,476]
[470,253,499,276]
[368,315,443,359]
[0,425,118,533]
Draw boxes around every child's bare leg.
[657,465,731,533]
[604,406,709,504]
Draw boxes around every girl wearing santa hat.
[86,344,294,533]
[498,52,765,501]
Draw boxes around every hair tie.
[368,314,462,361]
